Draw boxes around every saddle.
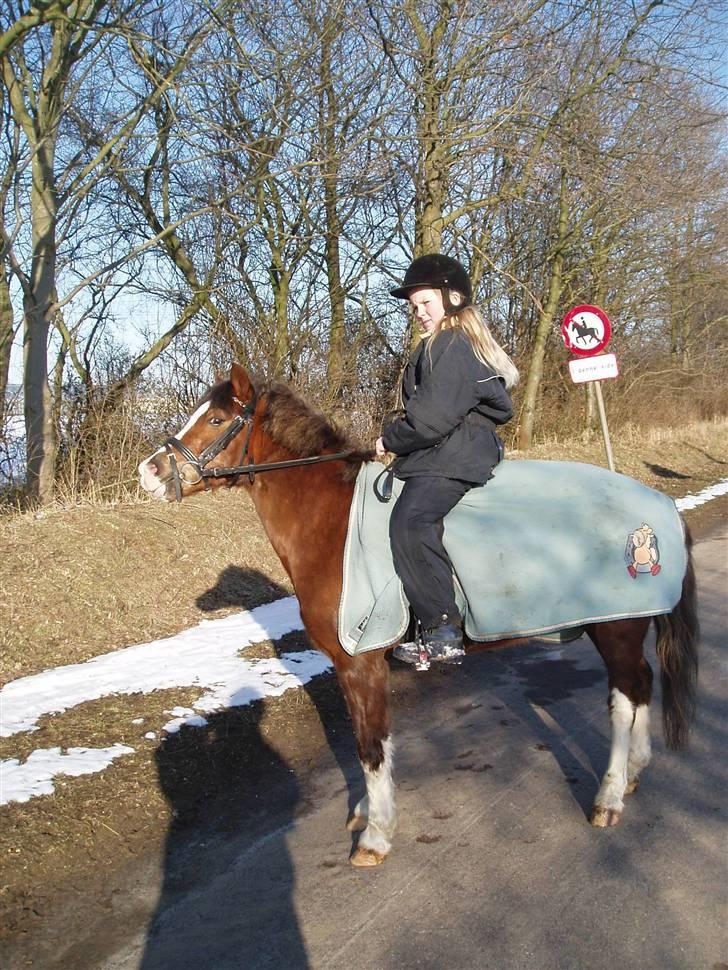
[338,460,686,656]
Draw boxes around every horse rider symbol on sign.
[561,304,612,356]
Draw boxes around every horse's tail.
[654,521,699,750]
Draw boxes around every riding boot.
[423,613,465,664]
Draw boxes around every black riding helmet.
[390,253,472,310]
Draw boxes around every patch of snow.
[0,597,328,739]
[674,478,728,511]
[163,714,209,734]
[0,597,333,803]
[1,745,135,806]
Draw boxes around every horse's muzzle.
[138,451,175,502]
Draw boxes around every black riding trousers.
[389,476,473,630]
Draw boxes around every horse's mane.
[213,379,369,482]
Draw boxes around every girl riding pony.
[375,253,518,667]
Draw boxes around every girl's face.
[408,287,446,334]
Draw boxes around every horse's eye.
[209,416,224,426]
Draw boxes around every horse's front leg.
[591,687,635,826]
[336,651,396,867]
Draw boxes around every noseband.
[162,387,355,502]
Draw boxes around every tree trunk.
[319,15,347,392]
[418,131,446,255]
[407,0,450,256]
[270,258,291,377]
[0,270,16,420]
[24,145,58,502]
[415,73,447,255]
[585,382,597,431]
[518,169,568,450]
[324,208,346,389]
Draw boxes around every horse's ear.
[230,362,254,401]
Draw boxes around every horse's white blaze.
[358,736,396,854]
[138,401,211,494]
[627,703,651,784]
[172,400,211,440]
[595,688,634,812]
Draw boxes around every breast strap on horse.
[163,388,356,502]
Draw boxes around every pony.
[138,363,698,867]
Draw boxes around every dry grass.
[510,416,728,491]
[0,488,292,686]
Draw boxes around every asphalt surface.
[94,514,728,970]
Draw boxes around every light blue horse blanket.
[338,460,687,655]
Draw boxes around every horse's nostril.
[141,455,163,479]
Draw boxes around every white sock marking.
[595,688,634,812]
[628,702,651,783]
[358,736,396,854]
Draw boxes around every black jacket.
[381,329,513,483]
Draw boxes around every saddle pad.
[338,460,686,655]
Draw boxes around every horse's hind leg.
[626,701,651,795]
[335,652,396,867]
[587,619,653,827]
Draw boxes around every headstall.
[162,387,355,502]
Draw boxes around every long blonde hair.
[428,294,519,389]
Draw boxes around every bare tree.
[1,0,228,501]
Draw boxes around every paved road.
[102,522,727,970]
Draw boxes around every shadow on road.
[140,701,308,969]
[138,567,360,970]
[196,565,364,819]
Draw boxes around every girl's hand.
[375,437,387,458]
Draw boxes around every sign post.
[592,382,615,472]
[561,304,617,472]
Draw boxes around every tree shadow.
[508,646,609,817]
[642,462,692,480]
[459,640,609,818]
[682,443,727,465]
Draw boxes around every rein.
[162,388,356,502]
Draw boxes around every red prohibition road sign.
[562,304,612,356]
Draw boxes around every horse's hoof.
[346,814,368,833]
[590,805,622,827]
[350,847,387,867]
[624,778,640,795]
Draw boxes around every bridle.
[162,386,356,502]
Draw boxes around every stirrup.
[428,641,465,665]
[392,641,431,671]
